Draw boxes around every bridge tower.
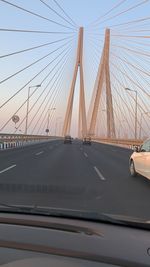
[88,28,116,138]
[62,27,87,138]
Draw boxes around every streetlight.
[25,84,41,135]
[125,88,138,139]
[46,108,56,135]
[139,111,150,139]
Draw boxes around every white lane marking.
[35,151,44,156]
[84,152,88,158]
[0,164,16,174]
[94,166,106,181]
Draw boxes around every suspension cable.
[15,47,72,132]
[39,0,77,29]
[0,44,73,132]
[0,37,76,109]
[0,28,76,34]
[0,0,75,30]
[52,0,78,27]
[0,36,74,59]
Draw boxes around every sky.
[0,0,149,137]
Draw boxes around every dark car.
[82,136,91,145]
[64,135,72,144]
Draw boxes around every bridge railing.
[93,137,144,149]
[0,133,59,150]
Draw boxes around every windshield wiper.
[0,203,150,230]
[0,203,38,213]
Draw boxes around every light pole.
[125,88,138,139]
[139,111,150,139]
[46,108,56,135]
[25,84,41,135]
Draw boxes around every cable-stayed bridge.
[0,0,149,143]
[0,0,150,218]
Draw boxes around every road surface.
[0,139,150,220]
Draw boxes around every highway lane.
[0,139,150,220]
[0,139,103,211]
[0,139,60,170]
[82,142,150,219]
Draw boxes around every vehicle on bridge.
[129,139,150,179]
[0,0,150,266]
[64,135,72,144]
[82,136,91,145]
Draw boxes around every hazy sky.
[0,0,149,136]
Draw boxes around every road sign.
[12,115,20,124]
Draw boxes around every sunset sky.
[0,0,149,137]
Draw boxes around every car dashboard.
[0,213,150,266]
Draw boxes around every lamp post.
[25,84,41,135]
[139,112,150,139]
[46,108,56,135]
[125,88,137,139]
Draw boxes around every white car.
[129,139,150,179]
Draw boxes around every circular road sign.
[12,115,20,124]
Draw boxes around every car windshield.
[0,0,150,224]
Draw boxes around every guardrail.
[93,137,144,148]
[0,133,60,150]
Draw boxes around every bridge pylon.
[88,28,116,138]
[62,27,87,138]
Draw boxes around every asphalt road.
[0,139,150,220]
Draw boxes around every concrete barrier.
[0,134,61,150]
